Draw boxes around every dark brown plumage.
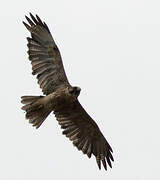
[21,13,114,170]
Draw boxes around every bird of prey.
[21,13,114,170]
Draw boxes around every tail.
[21,95,52,128]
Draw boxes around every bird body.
[21,13,114,170]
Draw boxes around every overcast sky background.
[0,0,160,179]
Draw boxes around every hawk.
[21,13,114,170]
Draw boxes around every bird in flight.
[21,13,114,170]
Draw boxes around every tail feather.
[21,95,52,128]
[21,96,42,104]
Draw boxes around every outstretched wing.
[23,13,70,95]
[54,100,114,170]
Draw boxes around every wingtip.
[29,13,38,24]
[106,157,112,168]
[29,12,34,17]
[109,151,114,162]
[87,152,92,158]
[22,21,25,25]
[96,157,101,170]
[22,21,27,26]
[111,156,114,162]
[110,147,113,153]
[35,14,43,25]
[97,163,101,170]
[102,159,107,170]
[22,21,30,30]
[35,14,40,20]
[25,15,28,19]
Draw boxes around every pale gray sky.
[0,0,160,179]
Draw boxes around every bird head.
[68,86,81,98]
